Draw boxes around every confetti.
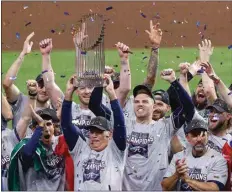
[228,45,232,49]
[81,51,87,55]
[173,20,177,23]
[226,6,229,10]
[204,24,207,30]
[25,22,31,27]
[141,70,145,73]
[176,56,180,58]
[29,14,32,16]
[51,29,55,33]
[113,65,118,68]
[64,12,69,16]
[153,2,156,6]
[136,30,138,35]
[60,75,66,78]
[220,62,223,65]
[23,5,29,10]
[106,6,113,11]
[90,17,94,22]
[154,13,161,19]
[140,12,146,18]
[196,21,200,27]
[142,56,148,60]
[16,32,20,39]
[9,76,17,80]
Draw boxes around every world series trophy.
[72,13,105,87]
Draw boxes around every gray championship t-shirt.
[1,128,20,191]
[71,102,96,138]
[164,148,228,191]
[11,93,28,129]
[123,95,136,121]
[23,136,66,191]
[123,115,177,191]
[70,137,125,190]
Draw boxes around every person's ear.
[166,104,171,113]
[186,134,191,143]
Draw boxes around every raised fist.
[39,38,53,55]
[115,42,130,60]
[104,66,115,76]
[179,62,190,75]
[27,80,38,95]
[160,69,176,83]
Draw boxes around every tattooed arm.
[143,48,159,90]
[115,42,131,107]
[143,20,162,89]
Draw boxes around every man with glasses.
[162,118,228,191]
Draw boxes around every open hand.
[145,20,162,49]
[73,23,88,47]
[22,32,34,55]
[198,39,214,64]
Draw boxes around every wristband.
[28,92,37,97]
[41,70,48,74]
[210,75,220,85]
[152,47,159,51]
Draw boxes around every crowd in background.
[2,20,232,191]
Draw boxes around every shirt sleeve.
[163,152,177,178]
[207,156,228,185]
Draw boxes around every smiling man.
[162,119,228,191]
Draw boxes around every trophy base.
[74,77,104,88]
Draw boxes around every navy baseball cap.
[133,84,154,100]
[87,116,111,131]
[152,89,170,105]
[184,119,208,134]
[35,74,43,83]
[31,108,59,128]
[206,98,231,113]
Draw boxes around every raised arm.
[16,80,37,139]
[201,62,232,108]
[61,75,83,151]
[143,20,162,90]
[1,94,13,121]
[199,39,217,105]
[104,75,126,151]
[3,32,34,103]
[178,62,191,97]
[39,38,64,108]
[161,69,195,128]
[89,86,111,121]
[167,60,202,112]
[115,42,131,107]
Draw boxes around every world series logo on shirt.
[83,158,106,183]
[127,132,154,158]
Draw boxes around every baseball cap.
[206,98,231,113]
[111,72,120,83]
[152,89,170,105]
[184,119,208,134]
[88,116,111,131]
[35,74,43,83]
[31,108,59,128]
[133,84,154,100]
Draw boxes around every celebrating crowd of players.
[2,20,232,191]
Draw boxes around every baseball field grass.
[2,47,231,104]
